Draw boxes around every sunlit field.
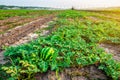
[0,9,120,80]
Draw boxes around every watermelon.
[40,47,55,60]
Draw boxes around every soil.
[0,14,53,34]
[0,16,21,25]
[0,16,31,33]
[12,22,51,46]
[0,15,55,49]
[35,65,109,80]
[100,43,120,61]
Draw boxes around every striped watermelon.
[40,47,55,60]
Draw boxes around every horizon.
[0,0,120,9]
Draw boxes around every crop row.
[1,10,120,80]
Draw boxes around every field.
[0,9,56,34]
[0,9,120,80]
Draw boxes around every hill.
[0,5,55,10]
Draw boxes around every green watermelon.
[40,47,55,60]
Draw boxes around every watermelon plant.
[2,47,58,80]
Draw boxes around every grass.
[0,9,56,20]
[0,10,120,80]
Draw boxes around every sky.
[0,0,120,9]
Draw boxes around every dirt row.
[0,15,55,49]
[0,17,31,33]
[35,65,108,80]
[0,15,49,34]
